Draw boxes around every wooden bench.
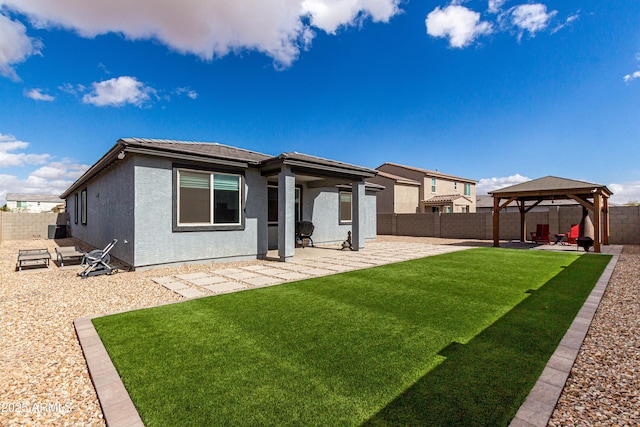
[17,249,51,271]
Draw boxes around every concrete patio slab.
[220,271,261,280]
[269,271,310,281]
[175,287,206,298]
[176,272,209,280]
[189,276,228,286]
[242,276,282,287]
[202,282,248,293]
[151,276,175,284]
[161,281,190,291]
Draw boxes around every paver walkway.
[151,242,470,298]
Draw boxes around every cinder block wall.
[0,212,70,241]
[378,206,640,245]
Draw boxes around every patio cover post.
[352,179,365,251]
[278,165,296,261]
[493,196,500,247]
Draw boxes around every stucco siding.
[303,186,376,245]
[394,185,419,213]
[133,156,268,268]
[67,156,135,265]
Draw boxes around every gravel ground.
[0,236,637,426]
[549,244,640,426]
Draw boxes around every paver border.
[74,245,622,427]
[509,245,622,427]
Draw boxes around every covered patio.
[489,176,613,253]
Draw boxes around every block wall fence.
[0,212,70,242]
[1,208,638,245]
[378,206,640,245]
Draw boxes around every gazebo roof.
[489,176,612,199]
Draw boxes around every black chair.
[295,221,314,248]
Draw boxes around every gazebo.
[489,176,613,253]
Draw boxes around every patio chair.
[55,246,86,267]
[530,224,550,244]
[79,239,118,278]
[295,221,314,248]
[566,224,579,245]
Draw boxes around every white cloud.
[25,88,55,101]
[624,70,640,84]
[609,181,640,205]
[0,133,50,167]
[487,0,506,14]
[0,12,40,80]
[302,0,400,34]
[476,174,530,194]
[0,133,89,205]
[509,3,556,40]
[175,87,198,100]
[82,76,156,107]
[1,0,401,69]
[426,4,492,48]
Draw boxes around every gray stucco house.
[61,138,380,269]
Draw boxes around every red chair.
[566,224,579,244]
[530,224,550,244]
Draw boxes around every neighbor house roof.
[61,138,378,198]
[378,162,476,183]
[488,176,612,198]
[374,170,421,186]
[6,193,64,203]
[422,194,473,205]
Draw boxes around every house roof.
[61,138,378,198]
[378,162,476,183]
[6,193,64,203]
[120,138,272,164]
[374,170,421,186]
[488,176,612,198]
[422,194,473,205]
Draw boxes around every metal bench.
[17,249,51,271]
[55,246,86,267]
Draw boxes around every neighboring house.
[371,163,476,213]
[476,194,579,213]
[60,138,381,269]
[5,193,65,213]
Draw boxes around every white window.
[339,192,352,224]
[177,170,241,226]
[431,178,436,193]
[464,183,471,196]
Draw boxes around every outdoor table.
[553,233,566,245]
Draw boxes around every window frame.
[464,183,471,196]
[173,167,245,232]
[431,178,436,193]
[80,189,87,225]
[74,193,78,224]
[339,191,352,224]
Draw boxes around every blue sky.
[1,0,639,205]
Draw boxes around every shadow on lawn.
[362,254,611,427]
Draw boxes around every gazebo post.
[603,195,610,245]
[493,196,500,247]
[594,192,602,253]
[518,200,526,243]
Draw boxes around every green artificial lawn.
[92,248,611,427]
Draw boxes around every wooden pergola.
[489,176,613,253]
